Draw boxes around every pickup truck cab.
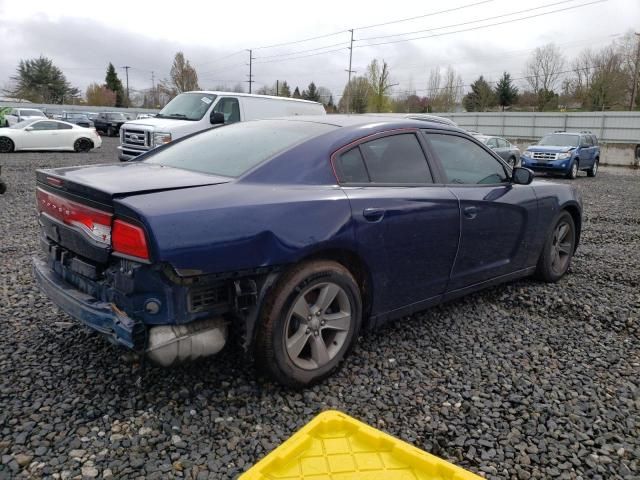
[521,131,600,179]
[117,91,326,161]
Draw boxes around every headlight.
[153,132,172,147]
[523,151,532,157]
[557,152,572,159]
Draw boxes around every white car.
[4,108,47,127]
[0,119,102,153]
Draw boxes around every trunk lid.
[37,162,230,205]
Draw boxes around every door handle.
[463,206,478,219]
[363,208,385,222]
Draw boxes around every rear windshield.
[538,134,579,147]
[19,109,45,117]
[145,120,336,177]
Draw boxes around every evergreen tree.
[302,82,320,102]
[105,63,125,107]
[8,56,78,103]
[292,87,302,99]
[495,72,518,111]
[463,76,497,112]
[279,81,291,97]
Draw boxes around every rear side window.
[498,138,508,148]
[57,123,73,130]
[359,134,431,184]
[146,120,336,177]
[427,133,508,184]
[336,148,369,183]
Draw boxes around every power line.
[252,30,349,51]
[355,0,606,49]
[357,0,583,42]
[252,47,348,65]
[253,41,349,60]
[354,0,493,31]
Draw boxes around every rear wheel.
[73,138,92,153]
[255,260,362,388]
[107,126,115,137]
[566,160,578,179]
[587,158,599,177]
[0,137,14,153]
[0,179,6,194]
[535,211,576,283]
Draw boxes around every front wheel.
[535,211,576,283]
[508,156,517,167]
[0,137,14,153]
[565,160,578,180]
[255,260,362,388]
[587,158,599,177]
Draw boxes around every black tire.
[0,137,14,153]
[0,180,6,194]
[508,156,517,167]
[73,138,93,153]
[107,126,115,137]
[587,158,599,177]
[255,260,362,388]
[535,211,576,283]
[565,160,578,179]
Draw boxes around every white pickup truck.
[118,91,326,161]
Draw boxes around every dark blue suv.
[521,131,600,179]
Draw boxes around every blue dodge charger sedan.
[34,116,582,387]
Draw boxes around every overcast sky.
[0,0,637,101]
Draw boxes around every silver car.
[473,134,520,167]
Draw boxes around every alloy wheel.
[550,221,574,276]
[284,282,352,370]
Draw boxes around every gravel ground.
[0,138,638,479]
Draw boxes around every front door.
[26,121,61,149]
[333,131,460,314]
[423,131,538,291]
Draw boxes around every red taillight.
[112,219,149,260]
[36,187,112,244]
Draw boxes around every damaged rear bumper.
[33,257,145,350]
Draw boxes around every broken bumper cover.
[33,257,145,350]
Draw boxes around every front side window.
[146,120,336,177]
[213,98,240,123]
[31,121,59,131]
[158,93,217,121]
[358,133,431,184]
[486,138,498,148]
[427,133,508,185]
[498,138,508,148]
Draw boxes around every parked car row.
[33,110,582,387]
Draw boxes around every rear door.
[333,131,460,314]
[423,131,538,291]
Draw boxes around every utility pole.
[276,80,279,96]
[629,32,640,111]
[345,29,355,113]
[121,65,131,107]
[150,71,156,107]
[247,50,254,94]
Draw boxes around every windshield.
[10,119,37,129]
[106,113,126,121]
[19,109,45,117]
[537,134,579,147]
[67,113,87,119]
[157,93,217,121]
[146,120,336,177]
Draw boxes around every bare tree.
[169,52,200,93]
[427,66,462,112]
[338,76,371,113]
[427,66,442,101]
[525,44,565,93]
[367,59,394,112]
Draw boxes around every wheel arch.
[299,248,374,326]
[562,203,581,251]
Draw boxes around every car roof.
[184,90,323,106]
[263,114,467,133]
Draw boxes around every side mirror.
[512,167,534,185]
[24,126,33,131]
[210,112,225,125]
